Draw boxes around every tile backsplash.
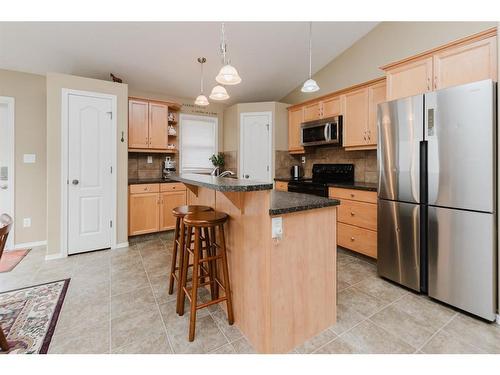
[275,146,377,184]
[128,153,176,179]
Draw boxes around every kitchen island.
[169,173,340,353]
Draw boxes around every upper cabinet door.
[386,56,433,101]
[343,88,369,148]
[128,99,149,148]
[148,102,169,149]
[288,107,305,153]
[303,102,322,122]
[367,81,386,147]
[433,36,497,90]
[321,97,342,118]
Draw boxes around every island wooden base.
[186,185,337,353]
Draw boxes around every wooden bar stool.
[179,211,234,342]
[169,205,212,314]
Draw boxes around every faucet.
[219,170,235,178]
[211,166,220,176]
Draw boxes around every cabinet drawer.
[130,183,160,194]
[275,181,288,192]
[160,182,186,192]
[338,199,377,231]
[329,187,377,204]
[338,222,377,258]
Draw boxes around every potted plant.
[209,153,225,176]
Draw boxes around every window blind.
[180,115,218,174]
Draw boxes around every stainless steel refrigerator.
[377,79,497,322]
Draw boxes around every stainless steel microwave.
[300,116,342,147]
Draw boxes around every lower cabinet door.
[129,192,160,236]
[338,222,377,258]
[159,191,187,231]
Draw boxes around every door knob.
[244,174,249,179]
[0,185,7,190]
[72,179,79,185]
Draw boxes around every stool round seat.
[172,205,212,218]
[183,211,229,227]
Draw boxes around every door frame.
[60,89,117,257]
[239,111,273,182]
[0,96,15,248]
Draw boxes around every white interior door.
[240,112,272,181]
[67,93,113,254]
[0,98,14,250]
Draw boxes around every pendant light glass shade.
[195,94,209,106]
[301,78,320,93]
[209,85,230,100]
[301,22,320,93]
[194,57,209,106]
[215,64,242,85]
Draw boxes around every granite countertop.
[269,190,340,215]
[274,177,377,192]
[168,173,273,192]
[128,178,177,185]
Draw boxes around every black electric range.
[287,164,354,197]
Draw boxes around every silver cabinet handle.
[0,185,7,190]
[72,179,79,185]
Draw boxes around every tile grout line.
[138,240,176,354]
[414,312,458,353]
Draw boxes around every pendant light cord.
[308,21,312,79]
[200,60,204,94]
[220,22,227,65]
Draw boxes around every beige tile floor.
[1,231,499,354]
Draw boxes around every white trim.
[60,89,118,258]
[496,314,500,325]
[239,111,273,182]
[0,96,15,248]
[179,113,219,173]
[45,252,67,261]
[113,242,130,249]
[14,240,47,249]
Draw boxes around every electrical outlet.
[23,218,31,228]
[147,156,153,164]
[301,156,306,164]
[271,217,283,239]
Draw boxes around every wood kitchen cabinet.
[367,81,386,147]
[321,96,342,118]
[303,102,322,122]
[383,28,497,100]
[275,181,289,192]
[343,88,369,148]
[288,107,305,154]
[148,102,169,149]
[129,183,187,236]
[128,99,150,148]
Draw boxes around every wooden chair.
[0,213,13,352]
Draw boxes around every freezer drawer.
[377,95,423,204]
[377,199,420,291]
[428,206,496,321]
[426,80,496,212]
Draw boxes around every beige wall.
[128,88,226,152]
[46,73,128,256]
[0,69,47,245]
[282,22,496,104]
[222,101,289,178]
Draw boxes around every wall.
[128,153,172,180]
[282,22,496,104]
[46,73,128,256]
[0,69,46,245]
[222,101,289,178]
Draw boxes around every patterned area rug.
[0,279,70,354]
[0,249,31,273]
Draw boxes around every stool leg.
[219,224,234,325]
[178,225,192,316]
[203,227,216,300]
[189,227,201,341]
[168,217,181,295]
[0,326,9,352]
[209,227,219,299]
[175,219,186,314]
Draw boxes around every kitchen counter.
[270,190,340,215]
[169,173,273,192]
[274,177,377,192]
[128,178,176,185]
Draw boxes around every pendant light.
[215,23,242,86]
[209,85,230,101]
[194,57,209,106]
[301,22,320,93]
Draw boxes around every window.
[180,114,218,174]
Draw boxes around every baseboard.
[14,240,47,250]
[45,252,67,261]
[496,314,500,325]
[113,242,129,249]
